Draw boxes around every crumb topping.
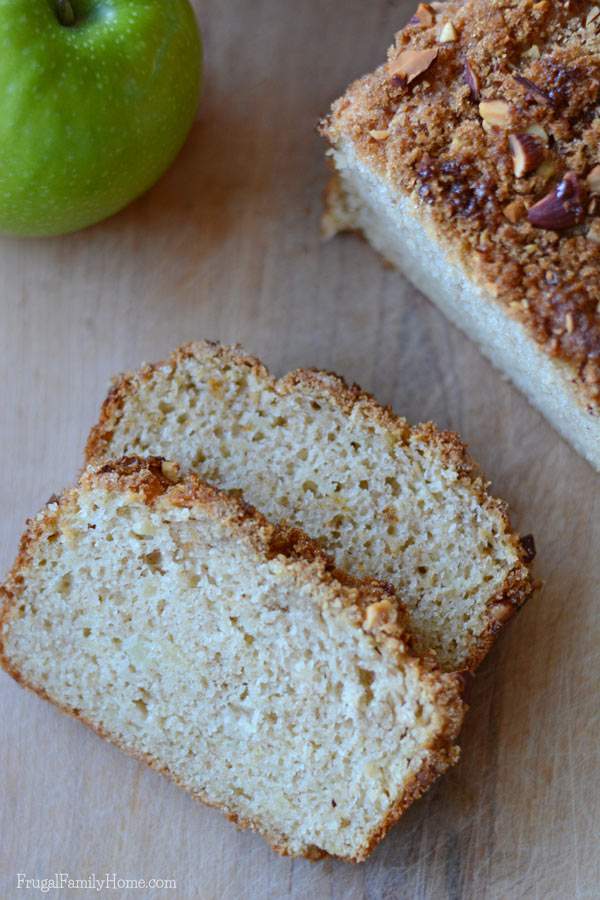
[323,0,600,409]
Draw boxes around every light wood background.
[1,2,598,898]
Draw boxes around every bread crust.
[320,0,600,413]
[85,341,535,672]
[0,456,465,863]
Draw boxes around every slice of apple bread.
[85,342,534,671]
[0,457,464,862]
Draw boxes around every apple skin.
[0,0,202,236]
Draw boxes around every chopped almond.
[464,61,480,100]
[503,199,526,223]
[587,220,600,243]
[587,165,600,195]
[479,100,511,128]
[509,134,545,178]
[439,22,458,42]
[369,129,391,141]
[389,48,438,84]
[526,123,549,144]
[412,3,436,26]
[527,172,586,231]
[586,6,600,27]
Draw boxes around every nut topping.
[527,172,587,230]
[463,61,480,100]
[439,21,457,42]
[410,3,436,26]
[586,6,600,27]
[322,0,600,411]
[369,128,390,141]
[479,99,511,128]
[503,198,526,223]
[526,123,549,144]
[513,74,552,106]
[509,133,545,177]
[389,48,438,84]
[160,460,180,483]
[587,220,600,244]
[587,165,600,195]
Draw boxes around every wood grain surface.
[1,2,598,898]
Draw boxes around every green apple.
[0,0,202,236]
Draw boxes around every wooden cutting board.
[1,2,598,898]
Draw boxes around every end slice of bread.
[85,342,534,672]
[0,457,464,862]
[318,0,600,471]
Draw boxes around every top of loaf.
[322,0,600,411]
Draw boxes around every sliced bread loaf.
[86,343,534,671]
[0,457,464,862]
[319,0,600,470]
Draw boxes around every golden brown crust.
[2,454,404,632]
[85,456,409,626]
[0,455,465,862]
[85,341,535,672]
[321,0,600,411]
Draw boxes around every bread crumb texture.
[86,342,534,671]
[0,458,464,862]
[321,0,600,410]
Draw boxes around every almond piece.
[503,199,526,223]
[522,45,540,61]
[586,6,600,27]
[389,48,438,84]
[368,128,391,141]
[587,220,600,243]
[464,60,480,100]
[439,21,457,42]
[160,460,180,483]
[479,99,511,128]
[509,133,545,177]
[527,172,587,230]
[587,165,600,195]
[410,3,436,26]
[526,123,549,144]
[513,74,552,106]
